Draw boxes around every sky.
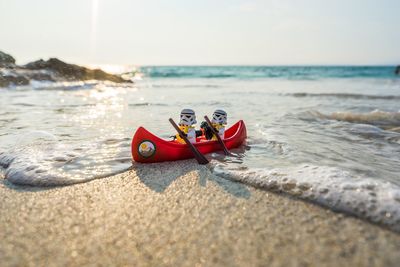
[0,0,399,66]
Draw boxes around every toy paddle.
[204,116,232,156]
[169,118,209,165]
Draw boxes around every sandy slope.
[1,160,399,267]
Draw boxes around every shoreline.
[1,160,400,266]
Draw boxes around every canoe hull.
[131,120,247,163]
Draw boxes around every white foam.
[213,164,400,232]
[0,134,131,186]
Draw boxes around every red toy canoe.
[131,120,247,163]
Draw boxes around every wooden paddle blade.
[204,116,231,156]
[169,118,209,165]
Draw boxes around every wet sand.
[1,160,400,267]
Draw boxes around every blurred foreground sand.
[1,160,400,266]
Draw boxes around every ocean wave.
[328,110,400,127]
[288,93,400,100]
[213,164,400,232]
[3,80,136,91]
[300,110,400,131]
[148,72,235,78]
[138,66,399,79]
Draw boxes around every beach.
[2,1,400,265]
[1,160,399,267]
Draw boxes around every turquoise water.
[1,66,400,231]
[139,66,397,79]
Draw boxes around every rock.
[28,72,54,81]
[395,66,400,75]
[24,59,47,69]
[1,51,132,87]
[0,73,29,87]
[0,76,6,87]
[0,51,16,67]
[0,68,54,87]
[24,58,132,83]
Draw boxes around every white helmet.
[179,109,197,126]
[212,109,227,125]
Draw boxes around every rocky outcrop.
[0,68,54,87]
[24,58,129,83]
[0,73,29,87]
[0,51,132,87]
[395,66,400,75]
[0,51,16,67]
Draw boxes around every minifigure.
[211,109,227,140]
[175,109,197,144]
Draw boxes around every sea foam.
[213,164,400,232]
[0,132,132,186]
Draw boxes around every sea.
[1,66,400,231]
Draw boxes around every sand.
[1,160,400,267]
